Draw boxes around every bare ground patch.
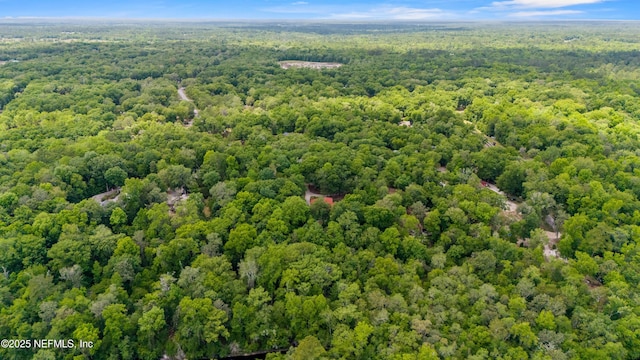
[279,61,343,70]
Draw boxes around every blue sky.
[0,0,637,20]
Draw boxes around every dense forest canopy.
[1,21,640,359]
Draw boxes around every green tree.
[290,336,327,360]
[159,164,192,190]
[497,162,527,198]
[224,223,258,264]
[473,146,513,182]
[281,196,311,230]
[110,207,128,230]
[105,166,128,191]
[176,297,229,359]
[137,306,167,359]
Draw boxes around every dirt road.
[484,183,518,212]
[178,87,198,126]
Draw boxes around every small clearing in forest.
[91,188,120,206]
[279,61,343,70]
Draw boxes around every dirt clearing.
[279,61,343,69]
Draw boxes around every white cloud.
[263,3,460,19]
[330,7,447,20]
[472,0,604,18]
[386,7,446,20]
[262,4,329,14]
[492,0,604,9]
[509,9,584,16]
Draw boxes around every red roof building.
[310,196,334,206]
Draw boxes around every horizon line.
[1,17,639,23]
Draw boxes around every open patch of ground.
[91,188,120,206]
[279,61,343,70]
[167,189,189,214]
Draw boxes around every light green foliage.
[536,310,556,331]
[290,336,327,360]
[110,207,128,228]
[281,196,310,230]
[138,306,165,340]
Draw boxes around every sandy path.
[484,183,518,212]
[178,87,198,126]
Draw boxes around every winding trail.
[178,86,198,127]
[484,183,518,212]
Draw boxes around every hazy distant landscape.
[1,20,640,359]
